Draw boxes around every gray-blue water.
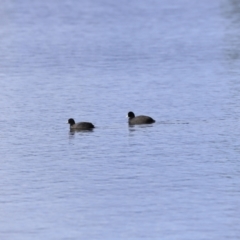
[1,0,240,239]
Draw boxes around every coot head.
[127,111,135,118]
[68,118,75,126]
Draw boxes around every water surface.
[0,0,240,239]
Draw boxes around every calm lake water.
[1,0,240,239]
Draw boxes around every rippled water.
[1,0,240,239]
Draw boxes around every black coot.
[67,118,95,130]
[127,112,155,125]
